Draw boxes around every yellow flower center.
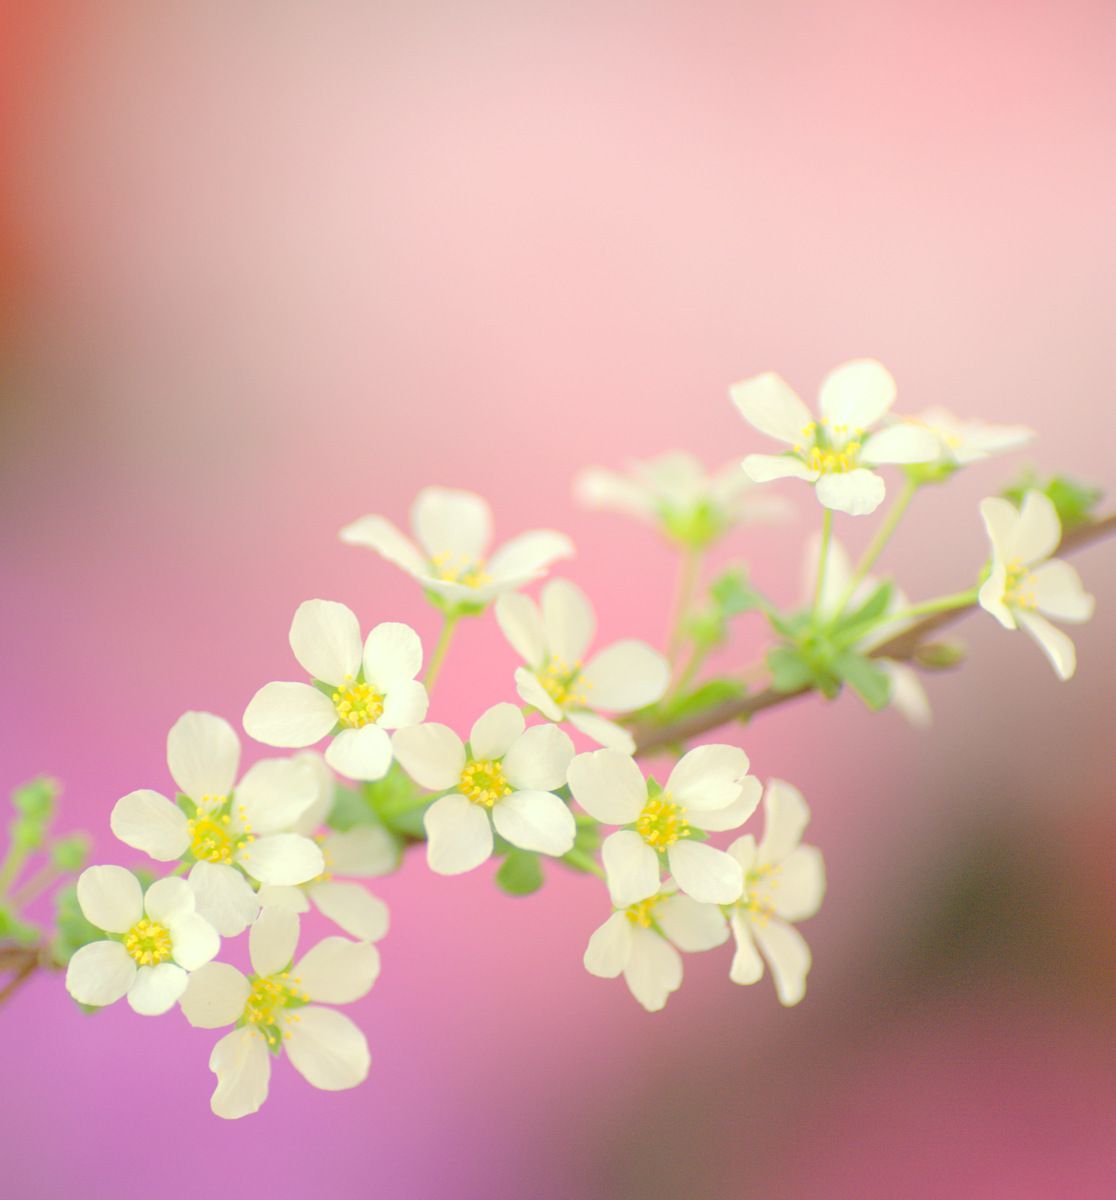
[430,552,491,589]
[242,972,310,1046]
[636,793,690,852]
[459,759,512,808]
[625,895,665,927]
[1003,558,1036,610]
[794,420,863,474]
[332,680,384,729]
[739,863,781,924]
[123,918,173,966]
[538,657,589,709]
[188,807,254,864]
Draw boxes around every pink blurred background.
[2,2,1115,1196]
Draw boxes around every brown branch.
[0,943,51,1008]
[633,510,1116,756]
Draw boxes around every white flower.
[496,579,670,752]
[978,491,1095,680]
[65,867,219,1015]
[242,600,429,781]
[805,533,932,727]
[339,486,574,610]
[726,780,825,1006]
[567,746,760,907]
[574,452,789,545]
[908,407,1034,468]
[392,703,577,875]
[731,359,940,516]
[583,881,729,1012]
[180,908,378,1119]
[110,711,326,936]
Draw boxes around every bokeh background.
[2,2,1115,1197]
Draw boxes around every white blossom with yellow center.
[725,779,825,1007]
[392,703,577,876]
[110,711,325,937]
[338,485,574,609]
[978,490,1095,680]
[180,908,378,1119]
[568,745,761,907]
[65,867,220,1015]
[731,359,940,516]
[583,881,729,1012]
[496,578,670,752]
[243,599,429,782]
[907,406,1034,468]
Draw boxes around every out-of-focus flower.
[908,406,1034,468]
[726,780,825,1006]
[978,490,1095,680]
[567,746,759,907]
[583,880,728,1011]
[243,600,428,782]
[339,486,574,611]
[574,451,789,546]
[180,909,377,1119]
[110,711,325,936]
[731,359,939,516]
[393,703,576,875]
[496,579,669,752]
[65,868,219,1015]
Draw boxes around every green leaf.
[710,568,766,616]
[52,884,102,965]
[841,580,894,630]
[1003,470,1103,533]
[495,850,544,896]
[328,784,377,832]
[658,678,746,723]
[766,644,815,693]
[832,651,892,710]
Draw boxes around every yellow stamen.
[636,793,689,851]
[332,679,385,728]
[625,895,665,927]
[740,863,781,924]
[538,656,589,709]
[459,758,512,808]
[188,804,254,864]
[123,918,173,966]
[1003,558,1037,610]
[430,552,491,589]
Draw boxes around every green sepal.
[495,850,544,896]
[660,500,725,549]
[831,651,892,710]
[423,589,487,618]
[175,793,198,819]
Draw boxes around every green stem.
[812,509,834,616]
[424,613,460,696]
[667,545,704,666]
[562,849,605,879]
[886,587,980,624]
[833,476,919,619]
[0,845,27,897]
[7,863,59,912]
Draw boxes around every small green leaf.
[832,651,892,710]
[766,644,815,693]
[842,580,894,630]
[710,568,766,616]
[495,850,544,896]
[1003,470,1103,533]
[328,784,377,831]
[658,678,746,722]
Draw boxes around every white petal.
[666,744,752,812]
[255,884,311,913]
[66,940,136,1006]
[128,963,188,1015]
[758,779,811,864]
[289,752,336,835]
[514,668,564,721]
[295,938,380,1003]
[979,496,1018,563]
[742,453,818,483]
[753,918,812,1006]
[1029,560,1095,623]
[249,905,300,977]
[622,928,683,1012]
[978,563,1016,629]
[818,358,896,430]
[188,862,260,937]
[363,622,424,690]
[773,845,826,922]
[378,679,429,730]
[322,827,400,878]
[567,749,646,824]
[76,865,143,933]
[730,372,813,444]
[412,486,492,561]
[424,794,494,875]
[883,661,933,728]
[726,833,757,875]
[180,962,250,1028]
[167,711,241,802]
[241,834,325,886]
[1017,610,1077,680]
[580,641,670,712]
[666,840,744,904]
[583,912,633,978]
[860,422,940,465]
[602,830,660,906]
[487,530,575,585]
[495,592,547,666]
[687,776,762,831]
[210,1027,271,1119]
[502,725,574,792]
[309,881,390,942]
[567,710,636,753]
[656,893,730,952]
[492,790,576,855]
[285,1006,370,1092]
[338,514,427,576]
[392,723,466,790]
[325,726,393,782]
[728,914,764,985]
[1010,490,1062,566]
[236,757,317,834]
[469,703,525,760]
[110,790,189,862]
[167,913,220,971]
[541,579,595,665]
[243,682,338,748]
[815,469,886,516]
[289,599,363,685]
[573,467,655,520]
[144,876,196,925]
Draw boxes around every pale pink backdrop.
[2,3,1115,1197]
